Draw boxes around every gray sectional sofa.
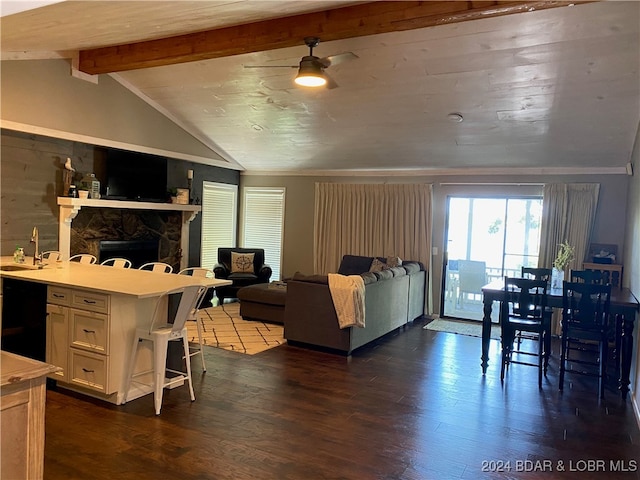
[284,255,426,354]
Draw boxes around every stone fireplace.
[58,198,201,271]
[71,208,181,269]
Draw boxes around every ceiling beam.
[78,1,583,74]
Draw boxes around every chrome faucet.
[31,226,42,266]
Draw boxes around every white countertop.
[0,257,230,298]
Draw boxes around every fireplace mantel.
[57,197,202,269]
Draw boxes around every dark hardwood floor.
[43,320,639,480]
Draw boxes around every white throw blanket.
[328,273,365,329]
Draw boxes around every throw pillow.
[369,258,386,273]
[386,256,402,268]
[231,252,255,273]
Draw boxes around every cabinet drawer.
[71,290,109,314]
[69,309,108,354]
[47,286,71,306]
[69,350,109,393]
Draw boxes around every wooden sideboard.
[582,262,623,287]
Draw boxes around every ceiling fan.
[244,37,358,89]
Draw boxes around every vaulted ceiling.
[2,1,639,174]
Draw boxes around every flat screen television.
[105,149,168,202]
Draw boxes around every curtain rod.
[438,182,545,186]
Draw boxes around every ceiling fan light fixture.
[295,73,327,87]
[294,60,327,87]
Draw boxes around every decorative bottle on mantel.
[80,173,101,199]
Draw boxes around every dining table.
[481,279,640,399]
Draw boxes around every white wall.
[0,59,230,166]
[624,121,640,424]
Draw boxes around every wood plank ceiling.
[2,1,639,174]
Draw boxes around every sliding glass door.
[442,196,543,321]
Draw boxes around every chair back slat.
[503,277,548,321]
[570,269,605,285]
[69,254,97,264]
[171,285,207,333]
[140,262,173,274]
[101,257,132,268]
[178,267,212,278]
[562,281,611,330]
[521,267,552,283]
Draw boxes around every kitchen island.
[0,259,230,404]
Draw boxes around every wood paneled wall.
[1,130,98,254]
[0,129,239,264]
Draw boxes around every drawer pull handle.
[83,299,97,304]
[83,329,96,334]
[82,368,94,373]
[53,293,64,298]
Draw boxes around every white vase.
[551,267,564,289]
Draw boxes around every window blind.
[201,182,237,269]
[242,187,285,280]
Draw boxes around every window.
[242,187,285,280]
[200,182,237,269]
[442,196,543,321]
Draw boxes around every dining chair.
[570,269,605,285]
[100,257,132,268]
[178,267,214,371]
[566,269,609,362]
[41,250,62,263]
[457,259,487,308]
[139,262,174,274]
[125,284,207,415]
[521,267,552,282]
[69,253,97,264]
[516,267,553,344]
[559,281,612,398]
[500,276,551,387]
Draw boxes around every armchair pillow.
[231,252,255,273]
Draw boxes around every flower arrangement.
[553,241,575,271]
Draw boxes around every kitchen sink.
[0,264,38,271]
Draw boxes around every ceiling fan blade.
[325,73,339,89]
[319,51,358,68]
[243,65,297,68]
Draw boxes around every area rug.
[187,302,285,355]
[424,318,501,340]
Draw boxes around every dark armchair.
[213,248,272,303]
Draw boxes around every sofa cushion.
[231,252,255,273]
[360,272,378,285]
[292,272,329,284]
[338,255,373,275]
[373,269,394,281]
[402,261,423,275]
[390,266,406,277]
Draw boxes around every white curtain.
[539,183,600,333]
[313,182,432,281]
[539,183,600,272]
